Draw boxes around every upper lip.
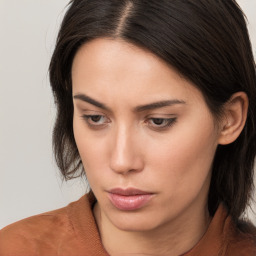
[108,188,153,196]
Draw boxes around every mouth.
[107,188,154,211]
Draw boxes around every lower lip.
[108,193,153,211]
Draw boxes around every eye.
[82,114,110,128]
[147,117,177,130]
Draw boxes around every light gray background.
[0,0,255,229]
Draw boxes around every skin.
[71,38,247,255]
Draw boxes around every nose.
[109,124,144,175]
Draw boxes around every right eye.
[81,115,110,128]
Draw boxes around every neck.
[94,202,211,256]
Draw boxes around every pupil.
[153,118,164,125]
[91,115,101,122]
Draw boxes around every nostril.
[109,152,144,175]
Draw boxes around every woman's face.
[72,38,220,232]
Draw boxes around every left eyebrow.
[134,99,186,112]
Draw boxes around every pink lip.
[108,188,154,211]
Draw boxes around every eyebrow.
[73,93,186,112]
[134,99,186,112]
[73,94,110,111]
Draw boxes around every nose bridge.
[110,122,141,174]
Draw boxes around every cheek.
[73,118,111,183]
[146,116,218,194]
[73,119,99,168]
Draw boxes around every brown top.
[0,193,255,256]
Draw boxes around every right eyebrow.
[73,93,110,111]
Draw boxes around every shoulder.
[0,206,71,255]
[224,219,256,256]
[0,195,93,256]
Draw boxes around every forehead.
[71,38,205,106]
[72,38,174,82]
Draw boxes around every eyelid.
[81,114,110,129]
[79,111,177,131]
[146,117,177,130]
[78,108,109,119]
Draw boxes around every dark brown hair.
[49,0,256,223]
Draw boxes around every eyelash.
[81,115,110,129]
[146,117,177,130]
[81,115,177,131]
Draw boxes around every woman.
[0,0,256,255]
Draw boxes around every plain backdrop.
[0,0,256,229]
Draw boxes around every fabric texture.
[0,193,255,256]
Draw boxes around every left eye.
[147,118,177,129]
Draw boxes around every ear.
[218,92,248,145]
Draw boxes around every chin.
[107,210,163,232]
